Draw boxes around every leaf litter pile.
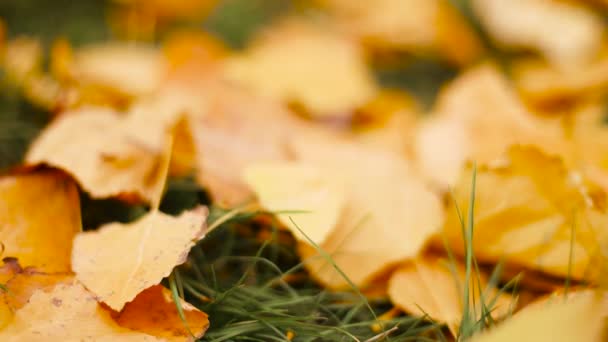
[1,0,608,341]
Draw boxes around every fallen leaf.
[72,207,208,310]
[243,162,346,245]
[0,170,80,272]
[25,105,179,204]
[0,280,163,341]
[223,19,377,117]
[0,260,72,329]
[287,137,444,288]
[414,64,565,187]
[442,146,608,281]
[473,0,603,69]
[72,42,167,97]
[191,81,310,206]
[112,285,209,341]
[322,0,481,65]
[388,256,513,335]
[470,290,606,342]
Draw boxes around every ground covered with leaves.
[1,0,608,341]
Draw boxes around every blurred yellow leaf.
[443,146,608,281]
[243,162,346,244]
[473,0,603,69]
[0,170,80,272]
[223,20,377,117]
[388,256,513,335]
[72,207,208,311]
[415,64,565,187]
[322,0,481,65]
[470,290,606,342]
[1,37,42,85]
[72,43,167,97]
[288,137,444,288]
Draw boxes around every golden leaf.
[25,104,183,204]
[0,170,80,272]
[388,256,513,335]
[0,280,163,341]
[112,285,209,341]
[443,146,608,281]
[470,290,606,342]
[284,137,444,288]
[414,64,565,187]
[72,43,167,97]
[473,0,603,68]
[72,207,208,311]
[223,19,377,117]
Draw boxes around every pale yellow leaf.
[72,207,208,310]
[473,0,603,69]
[72,43,167,97]
[388,256,513,335]
[471,290,606,342]
[223,19,377,117]
[289,137,444,288]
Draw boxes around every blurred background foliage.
[0,0,461,171]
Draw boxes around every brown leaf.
[72,207,208,311]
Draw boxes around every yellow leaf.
[321,0,481,65]
[388,256,513,336]
[0,260,72,329]
[470,290,606,342]
[2,37,42,85]
[223,19,377,117]
[72,207,208,311]
[443,146,608,281]
[26,105,181,204]
[414,64,565,187]
[243,162,346,245]
[0,170,80,272]
[286,137,444,288]
[72,43,167,97]
[473,0,603,69]
[0,280,163,341]
[112,285,209,341]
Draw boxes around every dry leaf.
[443,146,608,281]
[473,0,603,69]
[513,56,608,107]
[0,261,72,329]
[26,105,179,204]
[414,64,565,187]
[191,81,310,206]
[286,137,444,288]
[388,256,513,335]
[72,207,208,310]
[322,0,481,65]
[72,43,167,97]
[243,162,346,244]
[0,280,163,341]
[223,19,377,117]
[0,170,80,272]
[112,285,209,341]
[470,290,606,342]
